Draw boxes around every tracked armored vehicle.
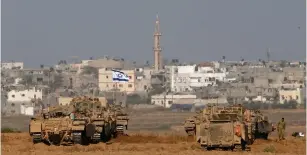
[244,109,275,143]
[184,116,198,136]
[29,105,85,145]
[29,96,129,145]
[68,96,117,144]
[184,104,275,148]
[109,105,129,136]
[195,105,248,151]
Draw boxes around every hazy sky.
[2,0,306,68]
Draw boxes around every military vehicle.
[29,105,85,145]
[245,109,275,143]
[194,105,248,151]
[184,116,197,136]
[29,96,129,145]
[109,104,129,136]
[184,105,275,141]
[68,96,117,144]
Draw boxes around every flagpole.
[114,82,118,105]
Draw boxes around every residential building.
[7,87,43,103]
[1,62,24,69]
[87,57,135,69]
[279,88,306,104]
[151,93,197,108]
[283,67,305,82]
[98,68,136,93]
[168,64,228,92]
[4,87,42,116]
[135,67,152,92]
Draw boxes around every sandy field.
[1,132,306,155]
[1,109,306,155]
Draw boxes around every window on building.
[281,95,285,100]
[198,79,201,82]
[144,85,147,90]
[128,84,132,88]
[152,101,155,104]
[268,79,273,84]
[296,95,299,100]
[21,103,25,105]
[21,94,25,97]
[113,84,115,87]
[106,76,109,79]
[289,96,293,100]
[119,84,123,87]
[168,101,173,104]
[11,95,15,98]
[11,103,15,107]
[106,84,109,87]
[129,76,132,79]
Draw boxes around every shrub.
[263,145,276,153]
[1,127,21,133]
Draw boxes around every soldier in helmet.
[277,118,286,140]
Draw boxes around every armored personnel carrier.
[244,109,275,143]
[184,116,198,136]
[194,105,248,151]
[109,104,129,136]
[29,105,85,145]
[70,96,129,142]
[68,96,117,144]
[184,104,275,146]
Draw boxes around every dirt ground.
[1,109,306,155]
[1,132,306,155]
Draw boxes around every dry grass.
[1,132,306,155]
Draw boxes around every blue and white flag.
[112,69,129,82]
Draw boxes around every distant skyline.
[2,0,305,68]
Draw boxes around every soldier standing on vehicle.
[277,118,286,140]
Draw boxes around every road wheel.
[241,139,247,151]
[101,123,111,142]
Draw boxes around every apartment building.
[279,88,305,104]
[98,68,136,93]
[168,63,228,92]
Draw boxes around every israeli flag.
[112,69,129,82]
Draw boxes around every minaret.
[154,14,162,71]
